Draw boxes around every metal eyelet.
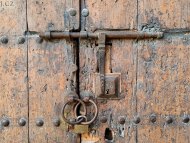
[74,99,98,125]
[61,98,87,125]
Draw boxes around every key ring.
[74,99,98,125]
[61,98,87,125]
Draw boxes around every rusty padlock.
[73,116,89,134]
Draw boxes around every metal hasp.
[98,33,106,96]
[39,30,164,99]
[39,31,164,40]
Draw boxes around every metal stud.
[133,117,140,124]
[118,116,125,124]
[100,116,107,123]
[17,37,25,44]
[68,8,77,16]
[18,118,26,126]
[166,38,172,43]
[53,118,60,127]
[36,37,43,44]
[150,114,156,123]
[68,96,75,103]
[81,8,89,17]
[1,36,8,44]
[166,116,173,124]
[83,96,90,102]
[36,119,44,127]
[182,116,189,123]
[2,118,10,127]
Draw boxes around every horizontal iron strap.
[39,31,164,40]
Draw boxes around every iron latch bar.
[39,31,164,40]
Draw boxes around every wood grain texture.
[0,0,26,35]
[28,38,78,142]
[27,0,80,32]
[138,0,190,30]
[79,40,137,143]
[0,0,27,142]
[0,37,28,143]
[83,0,137,31]
[136,35,190,142]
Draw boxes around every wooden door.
[0,0,80,142]
[0,0,28,142]
[80,0,190,143]
[27,0,80,142]
[1,0,190,143]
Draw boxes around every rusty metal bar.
[39,31,164,40]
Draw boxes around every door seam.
[25,0,29,142]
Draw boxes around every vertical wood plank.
[136,35,190,142]
[138,0,190,30]
[0,38,28,143]
[27,0,80,32]
[27,0,80,142]
[0,0,26,35]
[0,0,28,142]
[83,0,137,31]
[79,40,137,142]
[28,38,78,142]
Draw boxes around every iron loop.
[76,115,88,122]
[74,99,98,125]
[61,98,87,125]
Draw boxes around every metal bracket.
[39,30,164,99]
[94,73,121,99]
[98,33,106,95]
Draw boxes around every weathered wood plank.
[83,0,137,31]
[27,1,80,142]
[79,40,137,142]
[0,0,27,142]
[136,35,190,142]
[138,0,190,30]
[0,37,28,143]
[28,38,78,142]
[0,0,26,35]
[27,0,80,32]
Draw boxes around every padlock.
[73,124,89,134]
[73,115,89,134]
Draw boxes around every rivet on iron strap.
[98,33,106,95]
